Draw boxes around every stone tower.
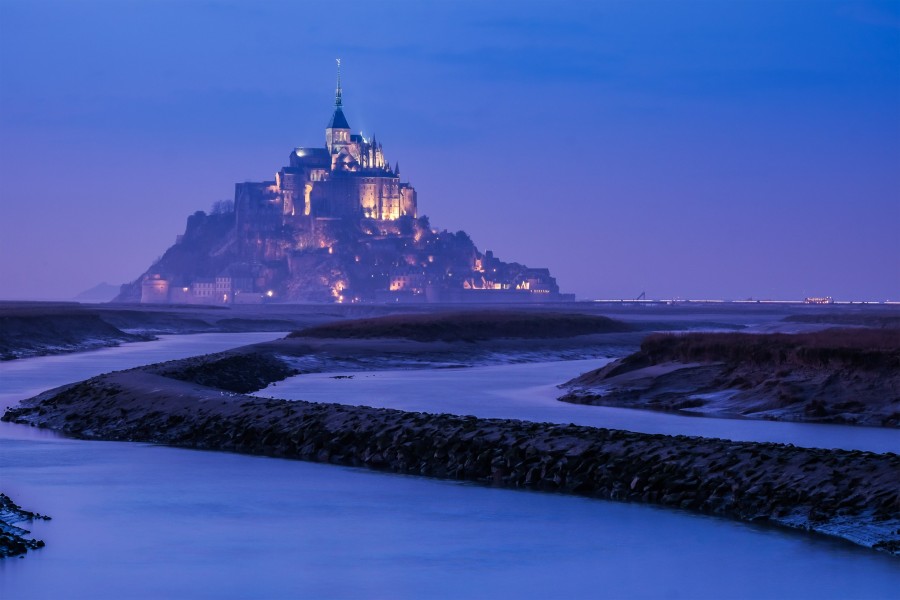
[325,59,351,156]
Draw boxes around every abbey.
[235,62,416,228]
[121,63,572,304]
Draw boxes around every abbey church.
[120,63,572,304]
[235,62,417,227]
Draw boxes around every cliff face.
[117,209,569,304]
[117,211,239,302]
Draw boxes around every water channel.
[257,361,900,453]
[2,334,897,598]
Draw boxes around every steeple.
[334,58,342,108]
[326,58,351,151]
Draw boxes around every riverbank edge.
[0,493,51,558]
[558,329,900,428]
[4,371,898,556]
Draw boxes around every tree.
[211,199,234,215]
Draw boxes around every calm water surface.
[3,438,898,600]
[258,361,900,453]
[2,335,898,599]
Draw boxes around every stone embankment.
[4,371,898,555]
[0,493,50,558]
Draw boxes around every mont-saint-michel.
[117,64,571,305]
[3,3,900,597]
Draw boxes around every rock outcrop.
[0,493,50,558]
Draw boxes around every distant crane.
[636,291,646,301]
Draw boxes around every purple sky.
[1,0,898,301]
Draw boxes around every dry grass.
[640,328,900,371]
[290,310,633,342]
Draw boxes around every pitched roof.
[327,107,350,130]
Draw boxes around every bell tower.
[325,58,351,154]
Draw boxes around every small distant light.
[266,290,274,297]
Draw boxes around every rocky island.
[116,65,573,305]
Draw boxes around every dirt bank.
[291,311,634,342]
[0,309,153,361]
[561,329,900,427]
[0,302,301,361]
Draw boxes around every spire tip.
[334,58,343,107]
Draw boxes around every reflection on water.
[258,361,900,454]
[2,438,898,600]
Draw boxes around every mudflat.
[561,328,900,427]
[292,310,634,342]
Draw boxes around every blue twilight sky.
[1,0,898,301]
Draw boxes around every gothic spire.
[335,58,342,107]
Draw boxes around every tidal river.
[257,361,900,453]
[1,334,898,599]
